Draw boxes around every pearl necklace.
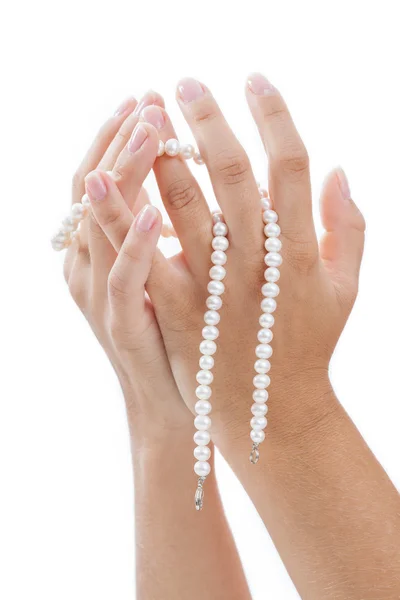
[50,138,282,513]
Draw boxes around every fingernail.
[140,105,165,130]
[135,204,158,233]
[247,73,276,95]
[177,77,205,103]
[85,171,107,202]
[337,167,351,201]
[128,124,148,154]
[133,91,155,116]
[114,96,136,117]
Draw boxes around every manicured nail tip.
[85,171,107,202]
[136,205,158,232]
[140,105,165,130]
[133,91,155,115]
[128,124,148,154]
[114,96,136,116]
[177,77,205,103]
[337,167,351,201]
[247,73,276,96]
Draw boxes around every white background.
[1,1,399,598]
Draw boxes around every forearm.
[129,406,251,600]
[215,376,400,599]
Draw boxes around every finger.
[176,78,261,246]
[140,104,212,276]
[246,73,318,252]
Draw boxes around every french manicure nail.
[135,204,158,233]
[114,96,136,117]
[247,73,276,95]
[177,77,205,103]
[337,167,351,201]
[128,124,148,154]
[140,105,165,130]
[85,171,107,202]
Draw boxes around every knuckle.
[212,150,251,186]
[108,270,128,301]
[284,238,319,275]
[165,179,198,210]
[274,148,310,181]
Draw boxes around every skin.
[64,75,400,599]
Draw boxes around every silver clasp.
[194,477,206,511]
[249,443,260,464]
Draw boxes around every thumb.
[319,168,366,304]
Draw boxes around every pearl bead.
[194,151,204,165]
[196,370,214,385]
[254,359,271,374]
[265,252,282,268]
[264,223,281,238]
[257,329,273,344]
[194,430,211,445]
[204,310,220,326]
[196,385,212,400]
[262,283,280,298]
[263,209,278,224]
[194,445,211,461]
[212,212,224,223]
[195,400,212,415]
[259,187,268,198]
[202,325,219,341]
[253,374,271,389]
[71,203,84,220]
[207,281,225,296]
[261,197,271,210]
[251,403,268,417]
[81,194,90,207]
[250,430,266,444]
[211,250,227,266]
[206,296,222,311]
[255,344,273,359]
[199,355,214,370]
[261,298,277,313]
[259,313,275,328]
[62,216,77,232]
[157,140,165,156]
[253,389,269,403]
[194,461,211,477]
[213,222,228,237]
[212,236,229,252]
[194,415,211,431]
[200,340,217,355]
[165,138,180,156]
[264,267,280,283]
[251,416,267,431]
[265,237,282,252]
[180,143,195,159]
[209,265,226,281]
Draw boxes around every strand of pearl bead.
[249,187,282,464]
[194,213,229,510]
[158,138,204,165]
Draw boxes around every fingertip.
[320,167,365,233]
[134,204,162,235]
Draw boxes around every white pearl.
[196,370,214,385]
[157,140,165,156]
[194,461,211,477]
[52,241,65,251]
[265,223,281,238]
[199,355,214,370]
[262,283,280,298]
[211,250,227,266]
[194,430,211,445]
[207,281,225,296]
[259,313,275,328]
[71,203,85,220]
[265,252,282,268]
[196,385,212,400]
[212,212,224,223]
[251,403,268,417]
[261,298,277,313]
[253,374,271,389]
[251,416,267,431]
[194,445,211,461]
[254,359,271,374]
[263,209,278,224]
[62,216,77,232]
[256,344,273,359]
[206,296,222,311]
[250,430,266,444]
[200,340,217,355]
[259,187,268,198]
[52,231,68,243]
[195,400,212,415]
[165,138,180,156]
[253,389,269,403]
[213,222,228,237]
[265,237,282,252]
[257,329,273,344]
[180,143,195,159]
[194,415,211,431]
[202,325,219,341]
[194,151,204,165]
[81,194,90,207]
[261,198,272,210]
[264,267,280,283]
[204,310,220,326]
[212,236,229,252]
[209,265,226,281]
